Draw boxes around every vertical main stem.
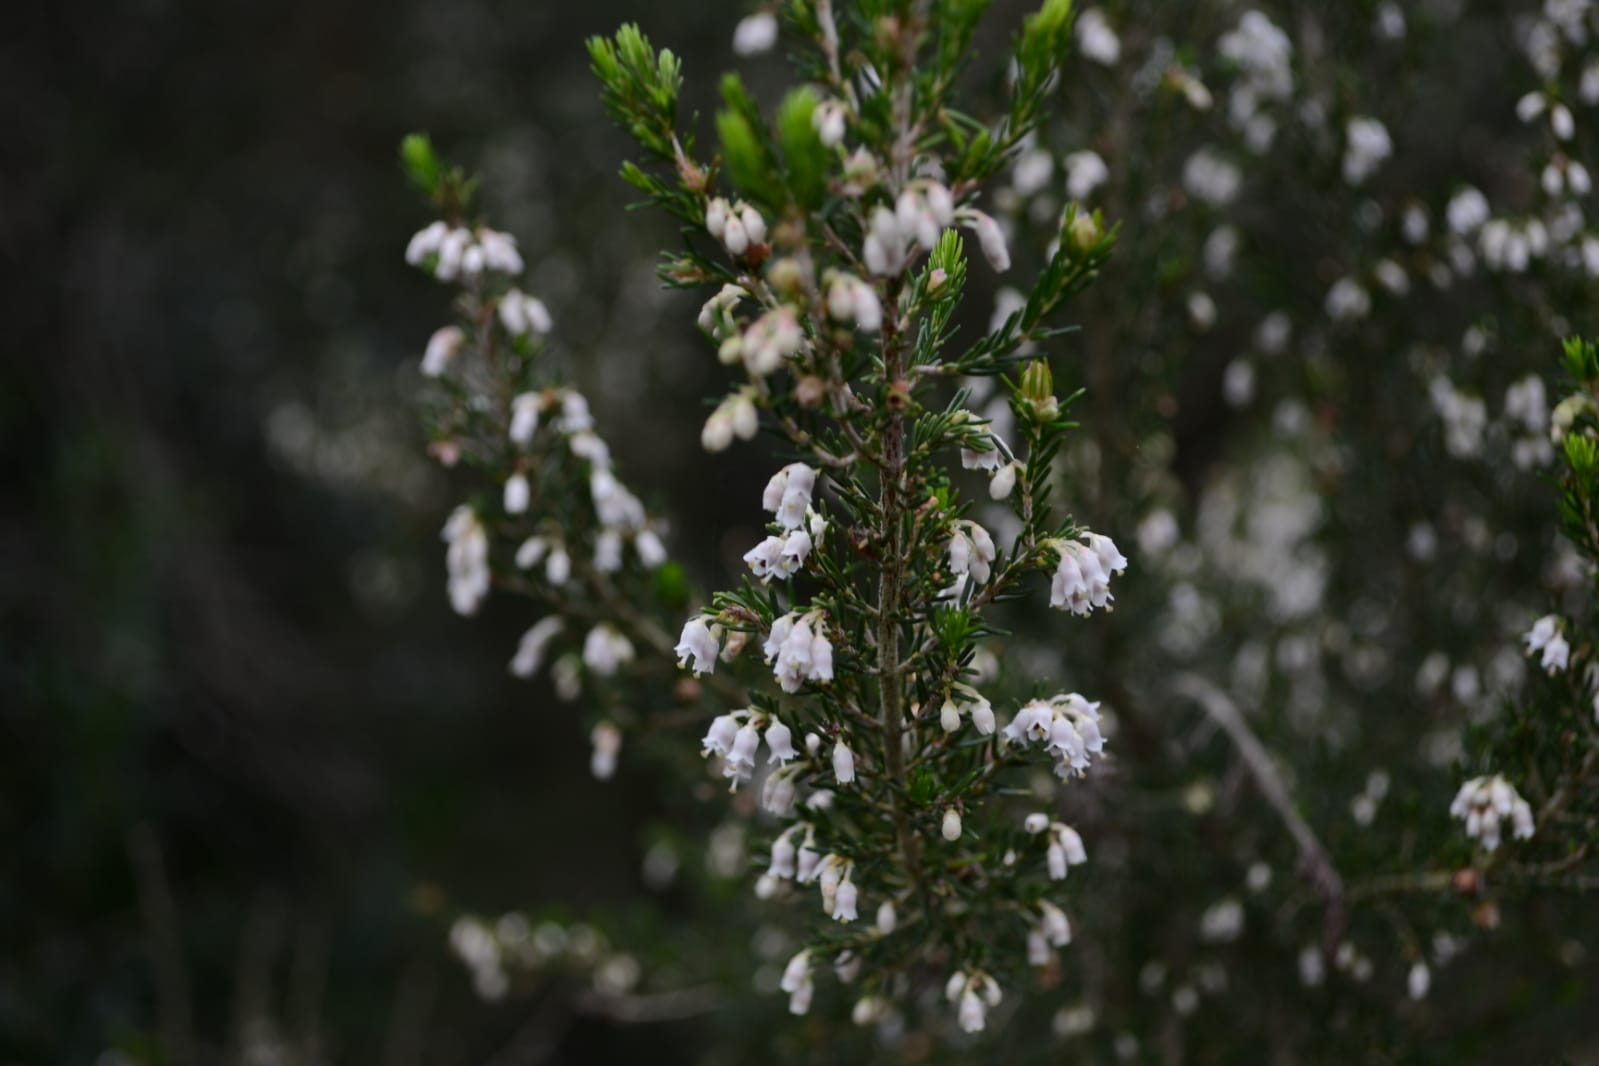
[878,295,925,901]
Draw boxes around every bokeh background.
[9,0,1599,1062]
[7,0,771,1060]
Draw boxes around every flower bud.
[941,807,963,841]
[722,215,749,256]
[940,698,961,733]
[1069,211,1102,255]
[833,741,856,784]
[701,410,734,452]
[990,462,1019,501]
[814,100,847,147]
[504,473,530,515]
[590,722,622,781]
[767,256,806,299]
[739,203,768,246]
[421,326,464,377]
[705,197,729,240]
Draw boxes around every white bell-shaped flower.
[421,326,464,377]
[675,616,721,676]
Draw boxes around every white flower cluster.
[1065,149,1110,201]
[449,915,511,1002]
[1505,374,1555,469]
[1524,613,1570,674]
[406,221,525,281]
[1324,276,1371,322]
[1449,774,1535,851]
[959,426,1021,499]
[1025,899,1073,965]
[825,271,884,332]
[938,683,997,736]
[1075,8,1120,66]
[945,970,1003,1033]
[1004,694,1108,780]
[702,708,798,790]
[1428,376,1487,458]
[766,828,864,927]
[506,389,667,578]
[763,462,819,530]
[700,388,760,452]
[411,222,669,705]
[1446,186,1491,235]
[1479,216,1552,274]
[1341,116,1393,186]
[1217,10,1293,149]
[582,623,635,676]
[1047,532,1128,615]
[1182,147,1242,207]
[943,521,997,598]
[498,289,553,337]
[1024,812,1089,880]
[745,509,826,583]
[779,949,814,1014]
[705,196,769,257]
[864,181,959,275]
[733,305,805,377]
[764,610,835,693]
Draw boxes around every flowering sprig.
[399,133,723,780]
[590,1,1127,1031]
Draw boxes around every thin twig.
[1170,673,1346,948]
[573,984,722,1023]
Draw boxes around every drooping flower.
[590,722,622,781]
[1048,539,1115,615]
[762,463,819,530]
[826,272,883,332]
[675,616,721,676]
[581,624,635,676]
[779,949,814,1015]
[832,739,856,784]
[1004,693,1107,780]
[945,971,1002,1033]
[1342,116,1393,185]
[503,472,530,515]
[509,616,564,679]
[959,208,1011,272]
[498,289,553,336]
[509,392,542,446]
[765,718,798,764]
[442,505,491,616]
[1045,821,1089,881]
[731,11,778,56]
[1075,8,1121,65]
[421,326,464,377]
[813,99,848,147]
[1523,613,1570,674]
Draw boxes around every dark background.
[5,0,772,1060]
